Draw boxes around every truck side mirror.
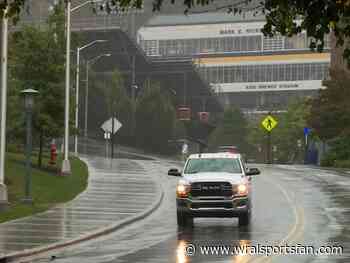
[168,168,181,176]
[246,168,260,176]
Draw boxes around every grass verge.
[0,152,88,223]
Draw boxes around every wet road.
[0,156,160,257]
[26,155,350,263]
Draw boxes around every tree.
[8,1,350,63]
[261,1,350,66]
[6,78,25,147]
[0,0,26,23]
[307,69,350,166]
[135,80,176,153]
[101,70,134,141]
[273,99,311,163]
[248,99,311,163]
[208,107,249,153]
[308,69,350,141]
[9,1,77,167]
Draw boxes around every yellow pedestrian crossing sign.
[262,115,278,132]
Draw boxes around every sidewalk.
[0,154,163,262]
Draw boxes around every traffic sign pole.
[261,114,278,164]
[305,133,308,147]
[100,116,122,160]
[267,131,272,164]
[303,127,310,164]
[111,114,115,159]
[304,133,308,164]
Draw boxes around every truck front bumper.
[177,196,250,218]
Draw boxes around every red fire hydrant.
[49,140,57,165]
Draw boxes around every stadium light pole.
[84,53,111,138]
[62,0,103,175]
[75,40,107,156]
[0,7,8,206]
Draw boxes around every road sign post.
[101,117,123,159]
[304,127,310,164]
[182,141,189,162]
[267,132,271,164]
[104,132,111,158]
[261,115,278,164]
[297,139,303,163]
[272,145,277,164]
[111,116,114,159]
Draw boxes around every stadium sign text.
[219,28,261,35]
[212,80,325,93]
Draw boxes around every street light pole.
[62,0,104,175]
[0,8,8,205]
[24,100,33,203]
[83,53,111,138]
[75,40,106,156]
[62,0,72,175]
[75,48,80,155]
[21,89,39,204]
[84,62,89,138]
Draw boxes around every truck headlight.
[177,183,191,198]
[236,184,248,196]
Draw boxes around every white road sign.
[101,118,122,134]
[182,143,189,155]
[104,132,111,140]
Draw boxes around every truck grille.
[191,182,232,197]
[191,202,233,209]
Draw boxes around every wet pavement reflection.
[44,160,350,263]
[0,154,159,257]
[6,140,350,263]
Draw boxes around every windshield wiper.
[186,170,199,174]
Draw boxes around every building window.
[202,62,330,83]
[263,35,284,51]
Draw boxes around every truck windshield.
[184,158,242,174]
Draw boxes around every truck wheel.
[238,211,251,227]
[177,210,193,228]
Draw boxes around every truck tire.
[177,210,193,228]
[238,211,251,227]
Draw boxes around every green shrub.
[320,153,336,167]
[334,160,350,168]
[329,136,350,160]
[321,136,350,167]
[7,143,23,154]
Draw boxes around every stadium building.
[137,13,331,114]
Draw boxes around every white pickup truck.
[168,152,260,227]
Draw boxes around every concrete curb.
[1,158,164,263]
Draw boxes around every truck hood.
[182,172,246,185]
